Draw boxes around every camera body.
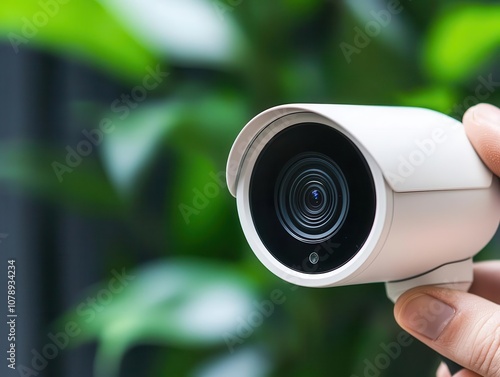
[227,104,500,301]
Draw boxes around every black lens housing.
[249,122,376,274]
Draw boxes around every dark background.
[0,1,499,376]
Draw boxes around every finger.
[470,261,500,304]
[437,362,451,377]
[394,286,500,377]
[454,369,483,377]
[462,103,500,177]
[437,362,484,377]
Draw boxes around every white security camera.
[226,104,500,302]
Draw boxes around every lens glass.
[307,189,322,209]
[275,153,349,243]
[249,122,376,274]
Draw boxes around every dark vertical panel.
[0,43,123,377]
[0,44,50,376]
[55,58,123,377]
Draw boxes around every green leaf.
[343,0,416,56]
[101,101,182,197]
[398,86,458,114]
[0,0,158,82]
[192,346,272,377]
[97,0,246,66]
[172,91,250,160]
[170,151,228,244]
[102,92,248,198]
[57,259,257,377]
[424,4,500,83]
[0,142,123,214]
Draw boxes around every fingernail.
[399,294,455,340]
[472,104,500,127]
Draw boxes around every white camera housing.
[227,104,500,302]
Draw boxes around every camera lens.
[249,122,376,274]
[307,188,322,209]
[275,153,350,243]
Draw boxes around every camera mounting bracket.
[385,258,473,303]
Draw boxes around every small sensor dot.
[309,252,319,265]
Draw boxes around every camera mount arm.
[385,258,473,303]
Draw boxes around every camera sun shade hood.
[227,104,500,302]
[227,104,493,196]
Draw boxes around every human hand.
[393,103,500,377]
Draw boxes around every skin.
[393,103,500,377]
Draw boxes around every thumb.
[394,286,500,377]
[463,103,500,177]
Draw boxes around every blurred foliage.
[1,0,499,376]
[0,0,157,81]
[57,259,259,377]
[423,3,500,83]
